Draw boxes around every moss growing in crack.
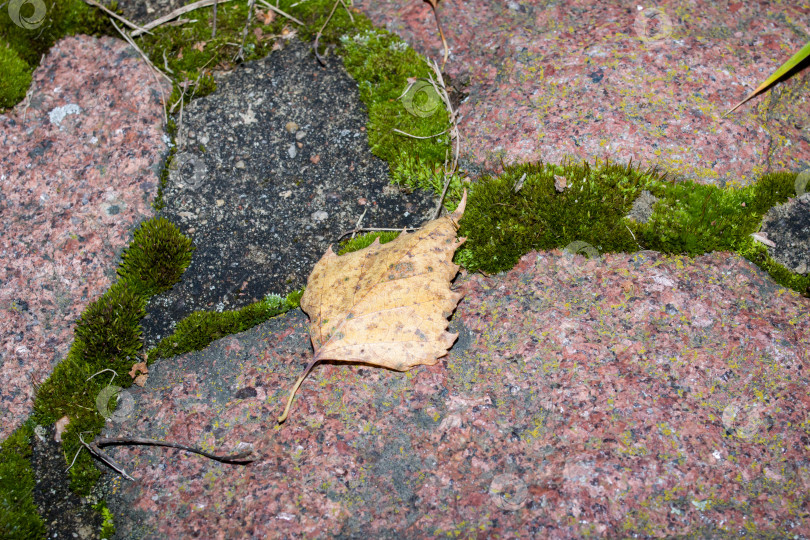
[0,422,46,539]
[117,217,195,297]
[33,281,147,494]
[94,500,115,539]
[630,171,798,256]
[339,28,458,207]
[144,288,305,364]
[338,230,401,255]
[73,281,146,373]
[0,42,32,109]
[456,160,809,297]
[456,159,661,274]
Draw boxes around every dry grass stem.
[235,0,257,61]
[257,0,305,25]
[131,0,237,37]
[108,18,169,127]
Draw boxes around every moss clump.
[0,422,46,539]
[145,288,305,364]
[339,28,461,209]
[631,171,797,256]
[456,160,808,298]
[33,281,146,493]
[117,217,195,297]
[73,281,146,374]
[0,42,31,109]
[456,159,660,273]
[94,500,115,539]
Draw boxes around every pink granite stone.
[103,249,810,537]
[355,0,810,184]
[0,35,170,438]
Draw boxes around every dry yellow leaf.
[278,191,468,423]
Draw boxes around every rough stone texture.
[0,35,170,439]
[102,249,810,538]
[141,38,435,350]
[114,0,186,25]
[760,192,810,275]
[355,0,810,186]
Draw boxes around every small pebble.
[295,130,306,140]
[288,144,297,158]
[285,121,298,133]
[311,210,328,222]
[216,199,225,207]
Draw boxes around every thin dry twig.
[257,0,304,25]
[70,432,257,481]
[391,127,449,139]
[393,56,462,219]
[82,0,152,35]
[108,18,170,128]
[424,0,449,70]
[86,368,118,386]
[211,0,218,38]
[131,0,237,37]
[313,0,342,65]
[235,0,257,62]
[338,0,354,23]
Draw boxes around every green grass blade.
[725,39,810,115]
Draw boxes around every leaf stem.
[277,357,321,423]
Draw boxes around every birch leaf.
[278,191,468,423]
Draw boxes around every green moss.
[339,28,459,209]
[456,159,660,273]
[0,422,46,539]
[144,288,304,364]
[338,230,401,255]
[94,500,115,539]
[631,171,796,256]
[0,42,32,109]
[33,280,147,494]
[117,217,195,297]
[456,161,808,297]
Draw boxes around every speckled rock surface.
[141,38,435,350]
[102,249,810,538]
[355,0,810,185]
[760,192,810,275]
[0,35,170,439]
